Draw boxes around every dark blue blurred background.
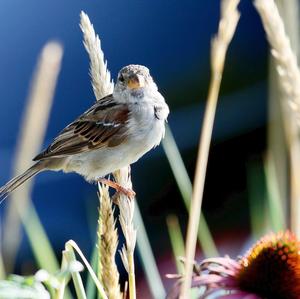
[0,0,268,289]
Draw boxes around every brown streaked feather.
[33,95,130,161]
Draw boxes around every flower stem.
[63,250,87,299]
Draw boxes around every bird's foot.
[97,178,136,200]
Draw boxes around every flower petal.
[193,274,238,287]
[200,257,241,270]
[204,264,238,277]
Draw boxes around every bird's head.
[114,64,158,101]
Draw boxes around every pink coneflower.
[167,231,300,299]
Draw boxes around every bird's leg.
[97,178,136,200]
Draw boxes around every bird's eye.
[119,75,125,82]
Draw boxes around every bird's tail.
[0,162,45,203]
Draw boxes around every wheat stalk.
[255,0,300,237]
[255,0,300,117]
[2,41,63,272]
[80,12,137,298]
[180,1,240,297]
[80,11,167,298]
[98,184,122,299]
[114,168,137,299]
[80,11,121,299]
[80,11,113,100]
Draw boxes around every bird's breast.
[65,102,166,181]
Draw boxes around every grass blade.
[22,205,59,272]
[166,214,185,274]
[63,250,87,299]
[134,203,166,299]
[85,244,98,299]
[264,154,286,231]
[162,126,218,257]
[65,240,108,299]
[2,42,63,271]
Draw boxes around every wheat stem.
[114,168,137,299]
[180,1,240,297]
[127,251,136,299]
[98,184,122,299]
[255,0,300,237]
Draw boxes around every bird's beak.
[127,75,144,89]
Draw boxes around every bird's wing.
[33,95,130,160]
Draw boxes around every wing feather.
[33,95,130,161]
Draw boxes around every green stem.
[22,204,59,272]
[162,126,218,257]
[63,250,87,299]
[134,203,166,299]
[264,155,286,231]
[0,251,5,280]
[86,244,98,299]
[166,214,185,274]
[65,240,108,299]
[56,255,68,299]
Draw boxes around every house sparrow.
[0,64,169,200]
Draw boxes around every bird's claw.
[98,178,136,202]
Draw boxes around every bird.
[0,64,169,201]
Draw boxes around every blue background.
[0,0,269,288]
